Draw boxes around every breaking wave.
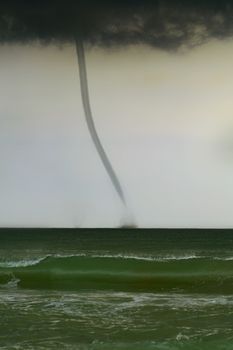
[0,254,233,293]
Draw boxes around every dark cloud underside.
[0,0,233,49]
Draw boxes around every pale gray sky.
[1,40,233,227]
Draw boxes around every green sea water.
[1,228,233,349]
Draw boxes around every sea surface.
[0,228,233,349]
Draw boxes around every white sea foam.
[0,256,48,268]
[214,256,233,261]
[82,253,203,261]
[155,254,200,261]
[176,333,189,341]
[1,253,232,269]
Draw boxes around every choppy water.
[1,228,233,349]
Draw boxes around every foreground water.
[0,229,233,349]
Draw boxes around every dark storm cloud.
[0,0,233,48]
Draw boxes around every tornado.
[75,39,126,206]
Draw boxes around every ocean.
[0,228,233,349]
